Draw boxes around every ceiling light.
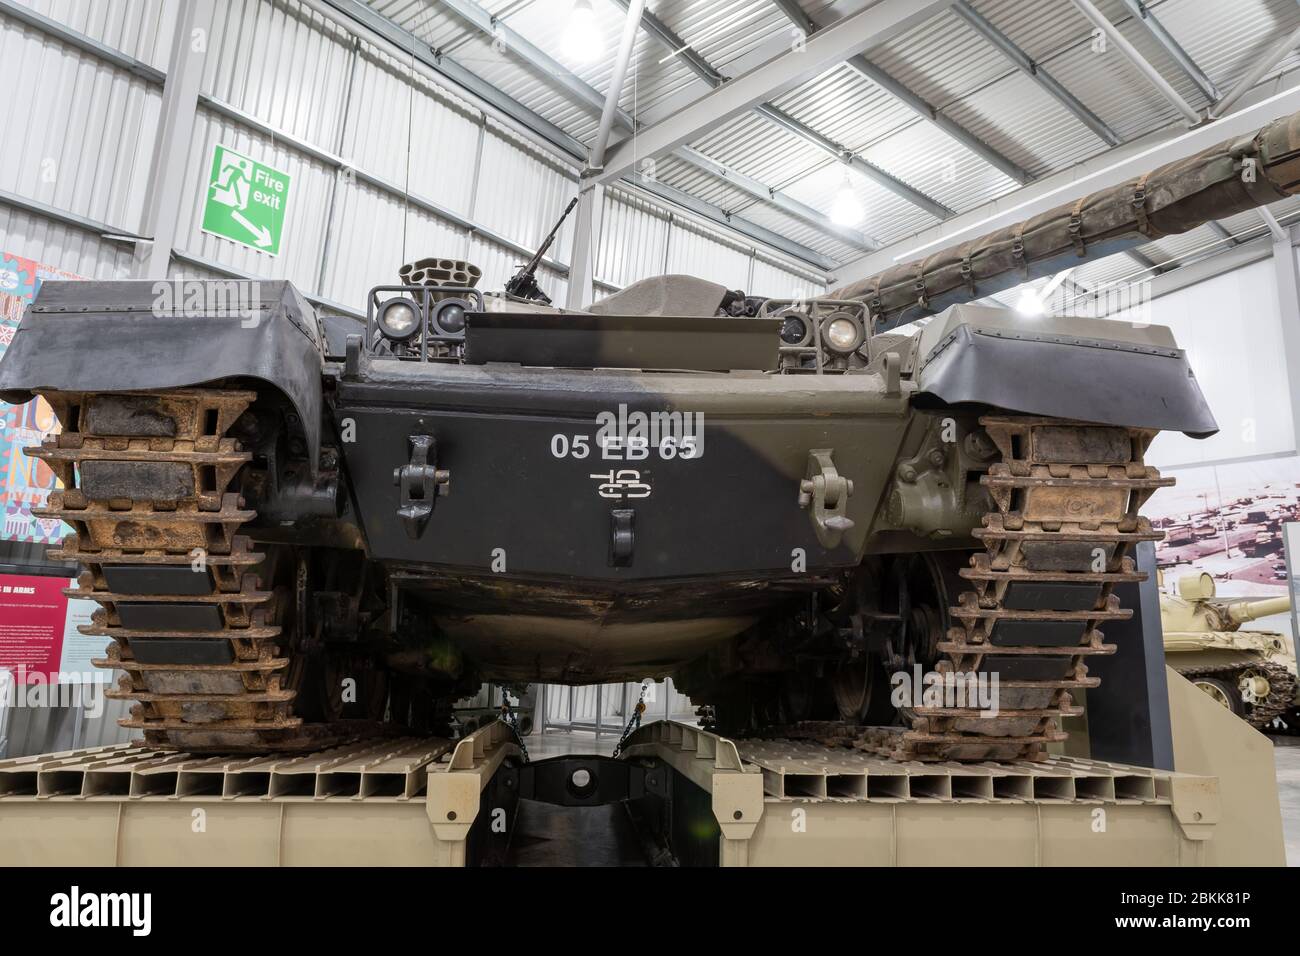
[1015,288,1045,317]
[829,172,863,227]
[563,0,603,63]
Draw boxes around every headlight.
[779,315,809,346]
[377,298,421,340]
[431,298,469,337]
[822,314,863,354]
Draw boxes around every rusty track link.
[27,388,362,753]
[877,416,1172,761]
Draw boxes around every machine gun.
[505,197,578,305]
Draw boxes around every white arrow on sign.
[231,209,273,249]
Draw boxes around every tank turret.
[1161,571,1297,730]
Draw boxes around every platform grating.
[732,740,1170,804]
[0,738,452,801]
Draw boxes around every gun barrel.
[516,197,578,276]
[833,108,1300,328]
[1226,595,1293,624]
[533,197,578,265]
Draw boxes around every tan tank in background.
[1161,571,1297,730]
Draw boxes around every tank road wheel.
[1193,677,1246,717]
[831,657,874,721]
[26,386,393,753]
[831,655,897,724]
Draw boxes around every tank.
[1161,571,1297,730]
[7,105,1300,763]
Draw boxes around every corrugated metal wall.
[0,0,825,311]
[539,679,698,736]
[0,672,134,758]
[595,186,827,298]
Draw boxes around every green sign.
[201,144,290,256]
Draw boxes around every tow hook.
[393,434,450,539]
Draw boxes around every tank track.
[1170,659,1298,731]
[874,416,1171,761]
[28,387,370,753]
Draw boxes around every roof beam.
[1068,0,1200,125]
[751,103,953,219]
[441,0,861,252]
[625,174,838,272]
[318,0,832,270]
[673,146,878,251]
[770,0,1032,184]
[951,1,1120,147]
[1205,219,1237,246]
[317,0,587,162]
[616,0,723,85]
[598,0,956,185]
[1208,21,1300,119]
[1126,248,1160,271]
[607,0,954,220]
[437,0,617,121]
[1117,0,1220,103]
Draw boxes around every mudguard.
[912,304,1218,437]
[0,279,325,469]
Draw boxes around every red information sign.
[0,573,70,683]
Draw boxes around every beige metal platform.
[0,679,1281,865]
[618,721,1218,866]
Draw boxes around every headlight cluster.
[375,296,472,342]
[766,299,870,371]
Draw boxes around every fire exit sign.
[201,144,291,256]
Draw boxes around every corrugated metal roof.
[348,0,1300,273]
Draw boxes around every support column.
[135,0,212,279]
[1272,226,1300,455]
[564,181,604,310]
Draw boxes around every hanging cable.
[611,681,650,759]
[498,685,529,763]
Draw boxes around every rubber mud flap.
[0,279,325,474]
[913,310,1219,437]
